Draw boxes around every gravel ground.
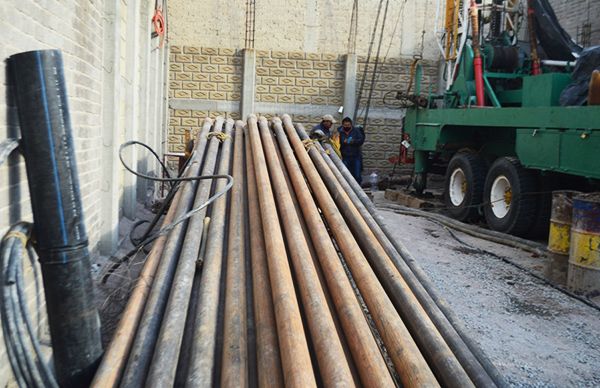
[376,201,600,387]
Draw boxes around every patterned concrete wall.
[168,46,439,175]
[255,51,344,106]
[169,46,243,101]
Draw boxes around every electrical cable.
[0,138,20,166]
[1,223,59,388]
[101,141,233,283]
[353,0,385,124]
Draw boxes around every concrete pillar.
[123,0,141,219]
[241,49,256,120]
[99,0,122,255]
[343,54,358,121]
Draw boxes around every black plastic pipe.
[8,49,103,387]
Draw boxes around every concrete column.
[99,0,122,254]
[123,0,141,219]
[343,53,358,121]
[241,49,256,120]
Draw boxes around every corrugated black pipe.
[8,50,103,387]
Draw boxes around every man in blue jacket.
[338,117,365,184]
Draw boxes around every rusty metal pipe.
[321,141,507,387]
[317,141,496,387]
[270,124,361,387]
[244,126,284,388]
[257,117,354,387]
[145,119,231,386]
[246,115,316,387]
[185,119,234,387]
[280,115,439,387]
[89,124,198,388]
[111,117,211,387]
[293,121,473,387]
[220,121,249,387]
[271,118,394,387]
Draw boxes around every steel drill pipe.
[221,121,249,387]
[146,119,230,387]
[271,126,361,386]
[186,119,234,387]
[271,118,395,387]
[119,117,217,388]
[244,129,284,388]
[258,117,355,387]
[294,122,473,388]
[316,142,497,387]
[90,141,193,388]
[321,142,507,387]
[246,114,316,387]
[280,115,439,387]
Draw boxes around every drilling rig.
[402,0,600,237]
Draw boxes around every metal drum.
[568,193,600,295]
[548,190,580,255]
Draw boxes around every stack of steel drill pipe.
[257,116,355,386]
[290,119,474,387]
[316,140,499,387]
[92,113,507,387]
[279,115,439,387]
[186,120,234,387]
[244,128,284,388]
[271,122,361,386]
[321,141,506,387]
[247,114,316,387]
[120,117,219,387]
[146,118,234,387]
[89,121,200,388]
[271,117,395,387]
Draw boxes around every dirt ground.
[375,192,600,387]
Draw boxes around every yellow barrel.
[567,193,600,295]
[548,190,580,255]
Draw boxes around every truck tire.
[444,152,486,221]
[483,157,537,236]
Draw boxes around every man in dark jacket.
[338,117,365,184]
[310,114,336,139]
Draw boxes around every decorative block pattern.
[169,46,243,102]
[255,51,345,105]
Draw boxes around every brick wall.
[0,0,167,384]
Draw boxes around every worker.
[310,114,336,139]
[338,117,365,184]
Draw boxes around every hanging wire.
[353,0,385,124]
[347,0,359,54]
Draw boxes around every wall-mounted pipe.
[9,49,103,387]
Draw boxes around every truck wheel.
[483,157,537,236]
[444,152,486,221]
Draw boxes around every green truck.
[402,0,600,237]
